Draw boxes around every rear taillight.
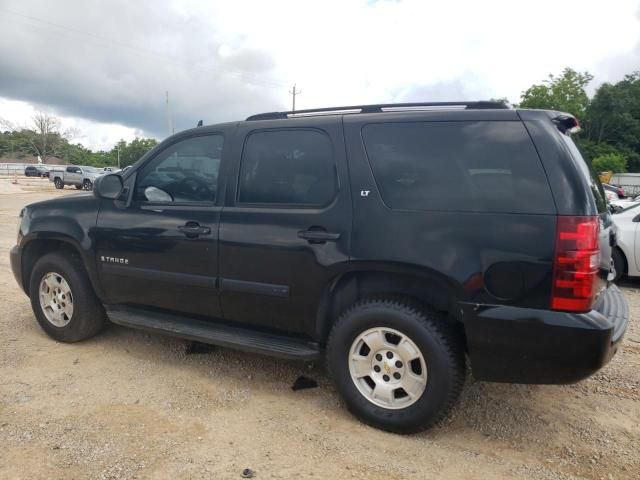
[551,216,600,312]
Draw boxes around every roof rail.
[246,101,509,121]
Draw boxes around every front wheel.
[83,179,93,191]
[29,252,107,342]
[54,178,63,189]
[327,299,465,433]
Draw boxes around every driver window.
[134,134,223,203]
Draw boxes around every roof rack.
[246,101,509,121]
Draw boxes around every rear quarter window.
[361,121,555,214]
[561,134,607,214]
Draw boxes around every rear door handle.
[298,229,341,243]
[178,222,211,237]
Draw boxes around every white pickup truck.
[49,166,104,190]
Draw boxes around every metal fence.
[610,174,640,197]
[0,163,65,176]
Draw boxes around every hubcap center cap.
[371,349,404,384]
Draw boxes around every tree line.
[519,68,640,173]
[0,112,157,168]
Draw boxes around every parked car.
[609,193,640,213]
[24,165,49,178]
[49,165,104,190]
[10,101,629,433]
[603,183,625,199]
[610,203,640,281]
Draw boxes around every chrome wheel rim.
[349,327,427,409]
[39,272,74,327]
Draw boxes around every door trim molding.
[220,278,289,297]
[101,264,216,289]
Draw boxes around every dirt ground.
[0,178,639,480]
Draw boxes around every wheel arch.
[315,263,461,343]
[21,235,105,301]
[613,245,629,276]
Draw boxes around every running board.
[105,305,322,361]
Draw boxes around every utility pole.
[289,84,301,112]
[165,90,173,135]
[116,144,120,169]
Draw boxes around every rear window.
[238,129,336,206]
[361,121,555,213]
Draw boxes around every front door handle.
[178,222,211,238]
[298,228,341,244]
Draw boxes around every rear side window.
[362,121,555,213]
[238,129,336,206]
[561,134,607,213]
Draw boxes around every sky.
[0,0,639,151]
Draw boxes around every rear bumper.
[10,244,25,294]
[463,284,629,384]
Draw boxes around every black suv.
[10,101,629,433]
[24,165,49,177]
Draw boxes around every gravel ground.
[1,182,639,479]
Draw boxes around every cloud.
[0,0,639,149]
[0,0,285,139]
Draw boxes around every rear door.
[66,166,82,184]
[218,117,352,335]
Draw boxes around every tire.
[612,248,626,282]
[54,178,63,189]
[29,252,107,343]
[327,298,465,434]
[75,185,83,190]
[83,179,93,191]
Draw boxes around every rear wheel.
[29,252,107,342]
[327,298,465,433]
[54,178,63,189]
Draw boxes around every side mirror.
[94,174,124,200]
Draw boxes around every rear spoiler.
[547,111,581,135]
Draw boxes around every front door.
[94,132,226,318]
[218,118,352,335]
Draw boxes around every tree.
[519,68,593,118]
[592,153,627,174]
[112,137,158,167]
[584,72,640,148]
[0,112,77,162]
